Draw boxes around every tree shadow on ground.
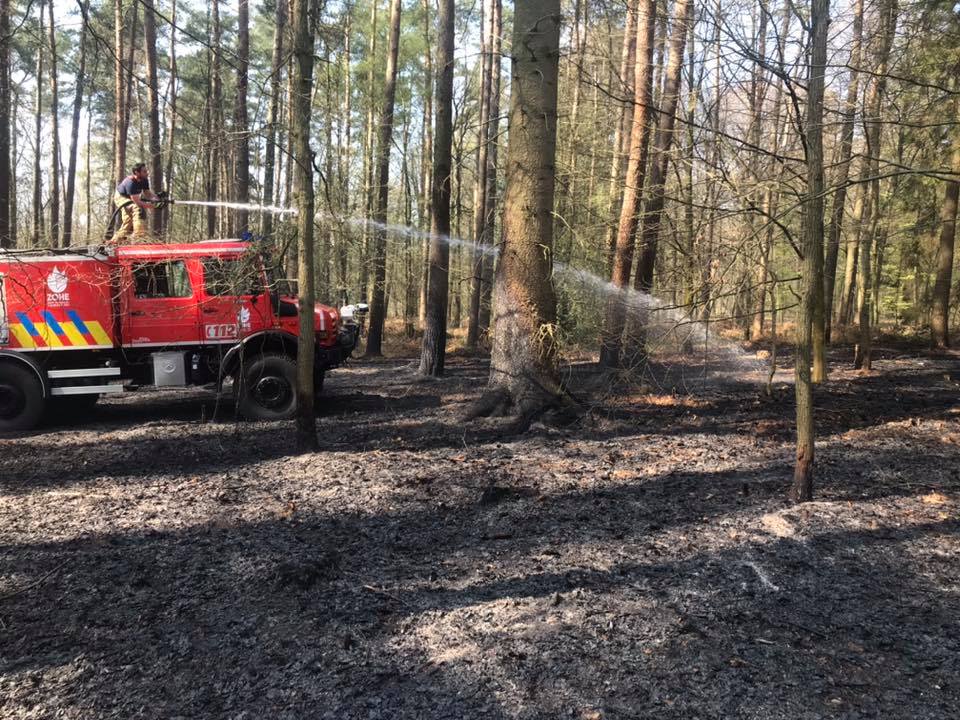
[1,462,957,718]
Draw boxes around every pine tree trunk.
[484,0,562,415]
[143,0,163,235]
[63,0,88,247]
[633,0,692,293]
[360,0,379,304]
[931,134,960,349]
[417,0,433,329]
[234,0,250,233]
[163,0,177,232]
[477,0,501,337]
[210,0,224,235]
[0,0,10,249]
[599,0,656,367]
[364,0,402,356]
[466,0,493,350]
[291,0,317,450]
[625,0,693,361]
[823,0,863,343]
[262,0,286,238]
[854,0,898,370]
[32,20,43,248]
[46,0,61,247]
[419,0,454,376]
[604,0,638,271]
[791,0,829,504]
[113,0,126,195]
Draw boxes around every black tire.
[0,362,45,432]
[235,353,298,421]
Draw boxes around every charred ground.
[1,349,959,719]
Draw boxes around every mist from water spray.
[181,199,760,372]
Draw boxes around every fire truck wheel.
[0,363,45,432]
[235,353,298,421]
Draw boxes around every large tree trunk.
[262,0,286,238]
[419,0,454,376]
[854,0,898,370]
[46,0,61,247]
[931,130,960,348]
[143,0,163,235]
[364,0,402,356]
[291,0,317,451]
[0,0,10,249]
[234,0,250,233]
[63,0,89,247]
[791,0,829,504]
[482,0,562,420]
[599,0,656,367]
[823,0,863,344]
[112,0,126,194]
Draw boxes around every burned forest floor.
[1,347,959,719]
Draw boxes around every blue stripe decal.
[42,311,67,337]
[66,309,91,336]
[15,312,41,338]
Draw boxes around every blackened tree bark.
[479,0,563,423]
[419,0,454,376]
[791,0,830,504]
[291,0,317,451]
[364,0,402,357]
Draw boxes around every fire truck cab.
[0,240,362,432]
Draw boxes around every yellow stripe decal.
[87,322,113,346]
[35,323,65,348]
[10,325,37,348]
[60,322,87,346]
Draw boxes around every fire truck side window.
[203,258,262,297]
[131,261,192,299]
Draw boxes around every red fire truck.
[0,240,363,431]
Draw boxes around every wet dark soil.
[1,349,958,719]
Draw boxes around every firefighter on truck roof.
[110,162,160,244]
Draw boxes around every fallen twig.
[0,561,70,602]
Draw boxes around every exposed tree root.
[465,381,583,434]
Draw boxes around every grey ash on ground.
[1,352,958,719]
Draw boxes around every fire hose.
[104,191,173,240]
